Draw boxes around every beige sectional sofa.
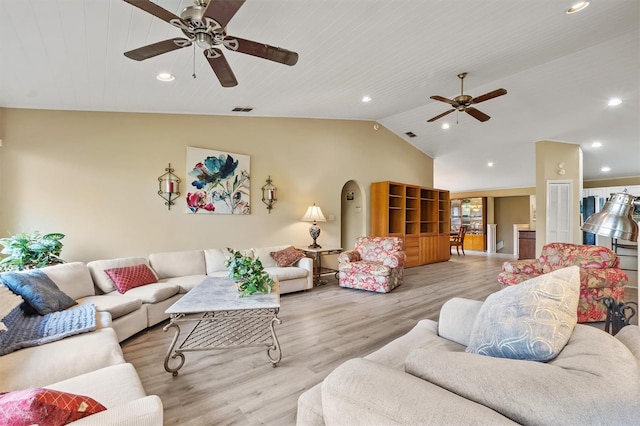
[1,244,311,424]
[0,271,163,424]
[297,297,640,425]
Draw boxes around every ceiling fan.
[427,72,507,123]
[122,0,299,87]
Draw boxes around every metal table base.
[163,307,281,376]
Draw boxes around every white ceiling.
[1,0,638,192]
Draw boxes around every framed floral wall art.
[185,147,250,214]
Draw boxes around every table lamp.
[302,204,327,248]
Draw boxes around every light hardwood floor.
[121,254,637,425]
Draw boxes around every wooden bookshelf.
[371,181,450,266]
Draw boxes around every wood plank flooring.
[120,254,637,425]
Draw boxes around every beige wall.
[494,196,531,254]
[0,108,433,262]
[535,140,583,254]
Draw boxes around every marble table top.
[165,276,280,314]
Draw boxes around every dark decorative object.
[158,163,181,210]
[261,176,277,213]
[598,297,637,335]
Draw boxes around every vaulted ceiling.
[1,0,638,192]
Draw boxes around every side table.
[297,247,343,285]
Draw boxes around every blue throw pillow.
[0,270,76,315]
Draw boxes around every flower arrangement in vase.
[224,248,274,297]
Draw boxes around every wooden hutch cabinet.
[371,181,451,267]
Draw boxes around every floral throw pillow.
[104,264,157,294]
[271,246,305,267]
[466,266,580,362]
[0,388,106,425]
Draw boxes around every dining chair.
[450,225,468,256]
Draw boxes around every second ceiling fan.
[122,0,299,87]
[428,72,507,123]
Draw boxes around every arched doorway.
[340,180,367,250]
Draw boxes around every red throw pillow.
[104,264,157,294]
[0,388,106,426]
[271,246,306,267]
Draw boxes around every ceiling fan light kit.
[122,0,299,87]
[427,72,507,123]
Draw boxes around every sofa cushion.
[149,250,205,279]
[264,266,308,281]
[0,387,106,425]
[0,284,23,332]
[0,327,124,392]
[158,275,207,293]
[252,246,290,268]
[87,257,150,294]
[204,248,232,274]
[47,363,146,408]
[405,325,640,426]
[270,246,305,267]
[40,262,96,300]
[118,283,180,304]
[0,270,77,315]
[539,243,620,272]
[339,261,391,276]
[76,295,142,320]
[105,264,158,294]
[466,266,579,361]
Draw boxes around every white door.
[547,181,572,243]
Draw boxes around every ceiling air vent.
[232,107,254,112]
[405,131,417,138]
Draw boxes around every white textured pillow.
[0,284,24,332]
[466,266,580,361]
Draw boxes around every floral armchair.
[498,242,628,322]
[338,236,406,293]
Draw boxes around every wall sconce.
[158,163,181,210]
[261,176,277,213]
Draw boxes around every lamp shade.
[581,192,638,242]
[302,204,326,223]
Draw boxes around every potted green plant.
[0,231,65,272]
[224,248,275,297]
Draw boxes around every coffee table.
[163,276,281,376]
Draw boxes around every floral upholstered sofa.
[498,243,628,322]
[338,236,405,293]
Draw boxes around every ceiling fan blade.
[123,0,186,26]
[223,36,298,66]
[203,0,246,28]
[204,48,238,87]
[427,109,455,123]
[466,107,491,122]
[472,88,507,104]
[124,38,192,61]
[430,95,457,106]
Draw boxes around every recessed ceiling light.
[607,97,622,106]
[591,141,602,148]
[361,96,372,103]
[487,162,494,167]
[441,123,450,130]
[156,72,175,82]
[566,2,589,14]
[601,166,611,172]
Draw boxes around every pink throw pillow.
[104,264,157,293]
[0,388,106,425]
